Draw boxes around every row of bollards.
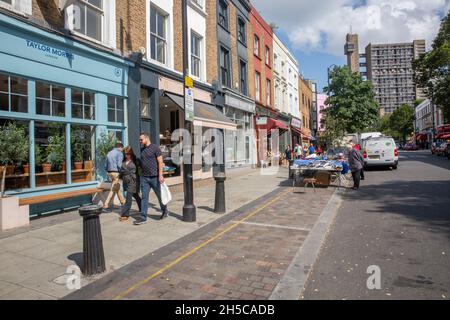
[79,173,227,276]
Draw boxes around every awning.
[164,93,237,131]
[441,133,450,140]
[416,134,427,141]
[291,127,302,135]
[256,117,289,134]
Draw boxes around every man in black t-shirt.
[134,133,168,225]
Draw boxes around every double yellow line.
[113,189,289,300]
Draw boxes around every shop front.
[157,77,236,186]
[290,117,302,147]
[223,90,256,169]
[0,13,130,216]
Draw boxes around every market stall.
[290,159,345,190]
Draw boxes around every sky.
[252,0,450,93]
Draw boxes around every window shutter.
[104,0,117,48]
[15,0,32,15]
[64,4,75,30]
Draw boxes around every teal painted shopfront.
[0,13,132,216]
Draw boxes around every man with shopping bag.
[134,133,169,225]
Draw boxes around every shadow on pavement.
[342,180,450,239]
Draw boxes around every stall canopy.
[164,92,237,131]
[416,134,428,141]
[291,127,302,135]
[257,118,289,134]
[441,133,450,140]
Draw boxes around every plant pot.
[84,160,93,170]
[23,164,29,174]
[6,165,14,176]
[42,163,52,173]
[74,162,83,170]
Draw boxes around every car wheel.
[392,164,398,170]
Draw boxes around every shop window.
[72,89,95,120]
[190,32,202,78]
[0,74,28,113]
[0,119,30,191]
[220,46,231,87]
[150,4,168,65]
[71,125,95,183]
[36,82,65,117]
[218,0,228,30]
[140,88,151,119]
[34,122,67,187]
[107,96,124,123]
[159,99,181,180]
[108,129,123,144]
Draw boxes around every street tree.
[382,104,415,143]
[324,66,379,139]
[413,10,450,121]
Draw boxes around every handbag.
[160,182,172,205]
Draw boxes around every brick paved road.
[68,185,335,300]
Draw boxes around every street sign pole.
[182,0,196,222]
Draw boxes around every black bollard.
[214,172,226,214]
[78,205,105,276]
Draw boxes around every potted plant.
[0,122,29,197]
[33,144,44,173]
[97,131,117,161]
[72,128,85,170]
[0,122,30,231]
[46,133,65,172]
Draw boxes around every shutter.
[65,4,75,30]
[104,0,117,48]
[15,0,32,15]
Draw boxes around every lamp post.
[182,0,196,222]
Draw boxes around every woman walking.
[119,146,142,222]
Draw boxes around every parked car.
[363,137,399,169]
[403,143,419,151]
[431,142,442,155]
[436,142,449,156]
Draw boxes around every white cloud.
[252,0,449,55]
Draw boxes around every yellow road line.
[113,189,290,300]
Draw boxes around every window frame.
[218,0,229,30]
[266,79,271,106]
[265,46,270,66]
[71,0,105,43]
[72,89,96,121]
[220,45,231,88]
[239,59,248,96]
[255,72,261,102]
[149,4,168,65]
[107,96,125,124]
[237,17,246,46]
[190,31,202,79]
[253,35,260,57]
[0,73,28,114]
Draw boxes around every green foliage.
[71,128,87,162]
[97,131,117,160]
[46,133,65,171]
[0,122,29,197]
[324,66,380,137]
[0,122,29,166]
[413,11,450,121]
[34,144,43,167]
[378,104,415,143]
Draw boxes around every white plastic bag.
[160,182,172,205]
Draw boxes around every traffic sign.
[185,88,194,122]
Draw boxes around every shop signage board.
[256,116,268,126]
[291,118,302,129]
[185,88,194,122]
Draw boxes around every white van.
[363,137,399,169]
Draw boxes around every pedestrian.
[317,145,323,156]
[351,142,365,180]
[134,133,168,225]
[103,142,126,212]
[294,144,301,159]
[119,146,142,222]
[285,145,292,166]
[347,144,364,190]
[308,143,316,155]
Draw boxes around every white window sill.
[70,30,115,50]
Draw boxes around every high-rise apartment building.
[345,33,360,74]
[363,40,426,114]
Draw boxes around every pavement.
[0,165,338,300]
[302,151,450,300]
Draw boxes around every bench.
[19,188,104,206]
